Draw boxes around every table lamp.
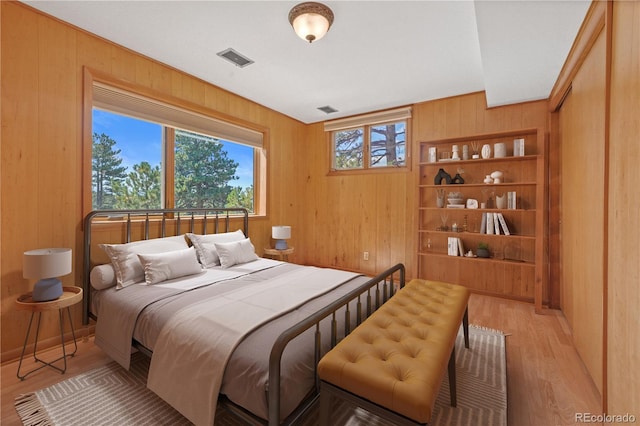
[23,248,72,302]
[272,226,291,250]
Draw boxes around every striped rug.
[15,325,505,426]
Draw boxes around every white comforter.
[94,259,283,369]
[98,260,359,426]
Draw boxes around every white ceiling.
[23,0,590,124]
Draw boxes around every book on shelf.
[497,213,511,235]
[447,237,457,256]
[507,191,517,209]
[493,213,501,235]
[447,237,465,256]
[486,212,494,235]
[514,138,525,156]
[480,212,487,234]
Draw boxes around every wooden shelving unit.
[417,128,547,310]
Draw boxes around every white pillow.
[90,264,117,290]
[100,235,189,289]
[186,230,246,268]
[137,247,203,285]
[214,238,259,268]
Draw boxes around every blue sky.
[92,109,254,189]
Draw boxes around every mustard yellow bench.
[317,279,470,425]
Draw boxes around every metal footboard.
[267,263,405,425]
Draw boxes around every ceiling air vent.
[217,48,254,68]
[318,105,338,114]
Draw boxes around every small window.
[333,128,364,170]
[326,107,411,172]
[369,122,406,168]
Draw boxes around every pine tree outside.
[331,121,406,171]
[92,109,255,212]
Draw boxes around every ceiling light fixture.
[288,2,334,43]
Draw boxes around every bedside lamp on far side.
[272,226,291,250]
[23,248,72,302]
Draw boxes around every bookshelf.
[417,128,547,309]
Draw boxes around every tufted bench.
[317,279,470,425]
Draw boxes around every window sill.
[327,167,410,177]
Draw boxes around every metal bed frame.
[82,207,249,325]
[82,207,405,425]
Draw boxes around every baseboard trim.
[1,324,96,365]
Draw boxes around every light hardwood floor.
[1,294,602,425]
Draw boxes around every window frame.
[325,107,412,175]
[82,67,268,218]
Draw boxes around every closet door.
[558,32,606,396]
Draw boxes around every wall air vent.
[216,48,254,68]
[318,105,338,114]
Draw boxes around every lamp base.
[274,239,289,250]
[32,278,63,302]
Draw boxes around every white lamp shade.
[291,13,331,42]
[272,226,291,240]
[289,2,334,43]
[23,248,72,279]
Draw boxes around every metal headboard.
[82,207,249,325]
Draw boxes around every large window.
[326,107,411,172]
[85,70,266,215]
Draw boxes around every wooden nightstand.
[15,286,83,380]
[263,247,294,262]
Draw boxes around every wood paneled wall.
[0,2,305,361]
[296,123,414,276]
[3,5,638,415]
[298,93,549,284]
[607,0,640,415]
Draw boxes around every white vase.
[481,144,491,159]
[494,142,506,158]
[451,145,460,160]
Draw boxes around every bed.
[82,208,405,425]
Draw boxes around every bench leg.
[448,346,457,407]
[319,382,331,426]
[463,307,469,349]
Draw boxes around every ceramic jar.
[481,144,491,159]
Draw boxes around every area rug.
[15,325,506,426]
